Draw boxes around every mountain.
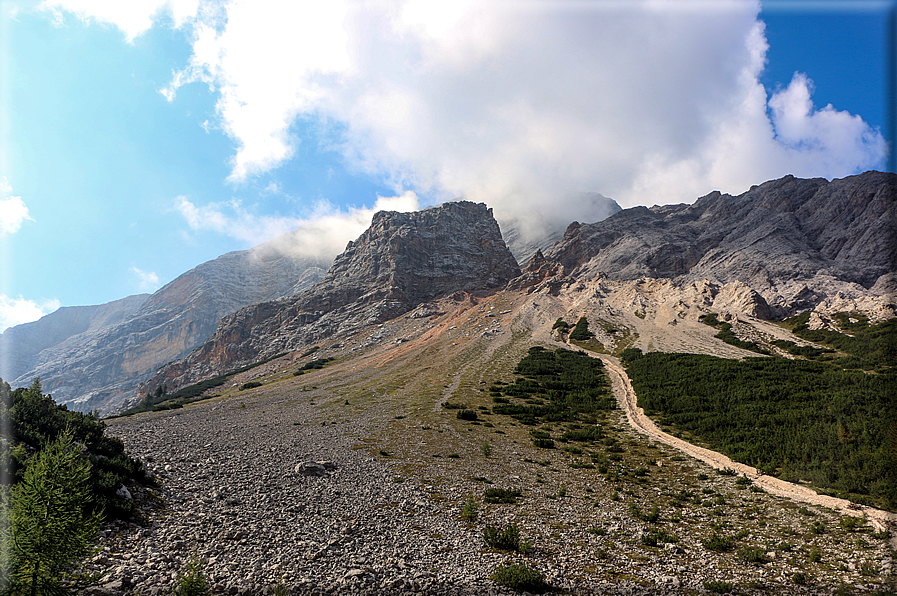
[0,294,150,385]
[142,201,521,396]
[535,171,896,318]
[6,171,894,415]
[501,192,623,262]
[0,241,330,413]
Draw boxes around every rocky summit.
[539,171,895,319]
[142,201,521,396]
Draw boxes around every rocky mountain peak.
[142,201,521,396]
[328,201,520,304]
[541,171,896,318]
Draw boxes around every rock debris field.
[89,397,538,596]
[84,361,894,596]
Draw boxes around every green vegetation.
[568,316,592,341]
[1,379,151,519]
[293,357,335,375]
[552,318,569,332]
[459,494,479,521]
[702,532,735,552]
[490,347,614,426]
[699,313,769,354]
[484,488,522,504]
[3,429,105,595]
[737,545,768,564]
[456,409,478,421]
[625,340,897,508]
[172,553,212,596]
[119,352,289,416]
[483,523,522,551]
[784,312,896,373]
[703,580,734,594]
[490,563,548,593]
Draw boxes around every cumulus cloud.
[176,191,419,259]
[39,0,202,41]
[130,266,161,293]
[0,295,61,333]
[0,178,33,236]
[47,0,889,221]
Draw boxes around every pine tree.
[3,429,103,595]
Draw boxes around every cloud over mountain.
[44,0,887,218]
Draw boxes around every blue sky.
[0,0,893,332]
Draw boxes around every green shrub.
[737,545,767,564]
[792,572,809,585]
[460,495,479,521]
[5,429,105,595]
[2,379,151,520]
[484,488,522,504]
[702,532,735,552]
[239,381,263,390]
[859,561,879,576]
[552,318,569,331]
[641,528,678,546]
[569,316,592,341]
[808,547,823,563]
[490,563,548,593]
[483,524,521,551]
[533,438,555,449]
[619,347,643,365]
[173,553,212,596]
[560,426,604,442]
[629,502,660,523]
[703,580,734,594]
[457,409,478,421]
[840,515,865,532]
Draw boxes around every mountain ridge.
[141,201,521,396]
[3,171,893,415]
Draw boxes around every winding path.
[596,353,896,546]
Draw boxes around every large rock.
[146,201,520,393]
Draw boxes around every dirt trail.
[596,353,896,546]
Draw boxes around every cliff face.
[1,245,329,413]
[7,172,894,414]
[541,171,896,317]
[0,295,149,386]
[145,201,520,394]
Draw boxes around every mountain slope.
[143,201,520,396]
[540,171,896,317]
[0,294,149,385]
[2,242,330,413]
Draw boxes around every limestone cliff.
[542,171,896,317]
[145,201,520,394]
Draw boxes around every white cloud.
[175,191,420,259]
[0,295,61,333]
[130,266,161,293]
[39,0,202,42]
[48,0,889,217]
[0,178,33,236]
